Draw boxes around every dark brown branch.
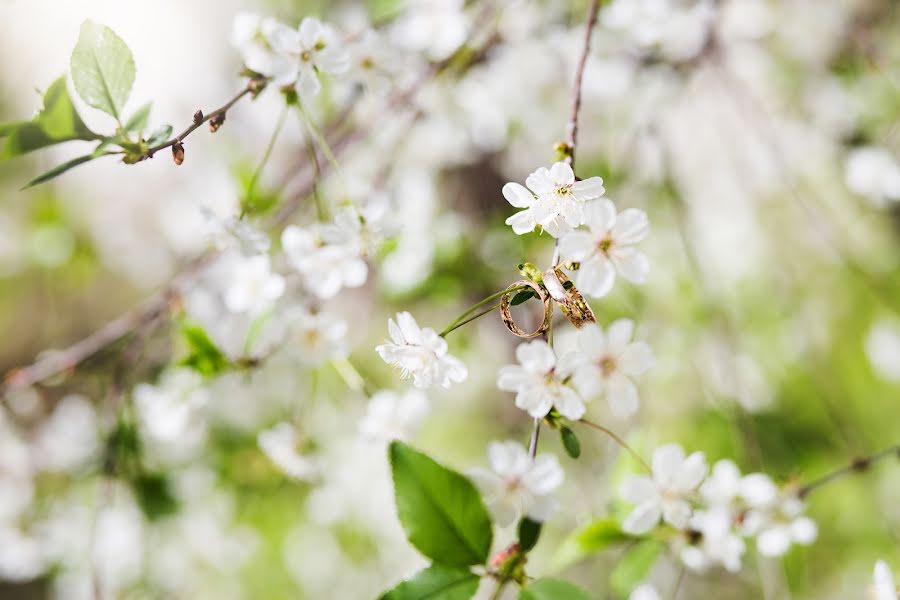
[562,0,602,170]
[798,444,900,499]
[145,78,266,158]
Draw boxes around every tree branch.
[798,444,900,499]
[562,0,602,170]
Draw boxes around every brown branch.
[798,444,900,499]
[562,0,602,170]
[145,78,266,158]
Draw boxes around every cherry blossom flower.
[286,306,348,366]
[744,494,817,557]
[231,12,281,77]
[630,584,661,600]
[620,443,708,534]
[497,340,585,420]
[844,146,900,207]
[359,389,428,443]
[468,441,563,527]
[222,254,285,316]
[375,312,467,388]
[266,17,349,97]
[559,319,653,418]
[281,224,367,299]
[258,422,320,481]
[558,199,649,297]
[503,162,605,237]
[872,561,897,600]
[680,506,746,573]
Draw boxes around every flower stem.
[244,104,288,211]
[439,303,500,337]
[440,284,529,337]
[798,444,900,499]
[528,418,541,459]
[579,418,652,474]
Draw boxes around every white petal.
[553,386,586,420]
[739,474,778,507]
[558,231,596,263]
[874,561,897,600]
[488,441,529,478]
[611,248,649,283]
[621,475,656,503]
[612,208,650,244]
[572,176,605,201]
[318,47,350,74]
[505,210,537,235]
[577,257,616,297]
[652,444,686,485]
[267,23,301,54]
[757,526,791,557]
[607,319,635,350]
[296,67,322,97]
[396,312,423,345]
[549,161,575,185]
[577,323,606,357]
[622,501,661,535]
[298,17,325,48]
[606,373,639,418]
[583,199,617,232]
[515,388,554,418]
[790,517,817,545]
[662,498,692,529]
[674,452,708,492]
[525,167,554,196]
[497,365,529,391]
[524,454,564,494]
[619,342,654,376]
[343,258,368,287]
[502,182,535,208]
[515,340,556,373]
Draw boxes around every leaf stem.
[439,303,500,337]
[528,418,541,459]
[579,419,652,474]
[244,103,289,206]
[440,284,529,337]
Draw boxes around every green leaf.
[380,564,479,600]
[560,426,581,459]
[517,517,542,553]
[389,441,493,567]
[518,578,591,600]
[22,149,111,189]
[510,290,535,306]
[70,20,136,119]
[551,518,631,570]
[179,321,229,377]
[123,102,151,133]
[610,541,662,598]
[146,124,173,147]
[0,76,98,158]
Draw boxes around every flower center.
[300,50,312,62]
[599,356,617,376]
[598,236,613,254]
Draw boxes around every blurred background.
[0,0,899,598]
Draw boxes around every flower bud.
[192,110,204,124]
[209,113,226,133]
[172,142,185,165]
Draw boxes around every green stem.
[440,303,500,337]
[440,284,528,337]
[244,104,288,208]
[296,108,327,221]
[579,418,652,474]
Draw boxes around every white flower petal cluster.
[258,422,320,481]
[232,14,349,97]
[286,306,348,366]
[497,340,585,420]
[468,441,563,527]
[222,253,285,316]
[621,443,708,534]
[623,452,819,573]
[503,162,605,238]
[359,389,428,443]
[558,199,649,297]
[376,312,467,389]
[873,560,897,600]
[282,222,368,299]
[134,369,210,464]
[844,146,900,207]
[560,319,654,418]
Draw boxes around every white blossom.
[844,146,900,207]
[376,312,467,388]
[630,583,661,600]
[620,443,708,534]
[744,493,817,557]
[497,340,585,420]
[258,422,320,481]
[31,394,99,473]
[134,369,210,464]
[266,17,349,97]
[231,12,282,77]
[359,389,428,443]
[390,0,469,61]
[282,224,368,299]
[503,162,605,238]
[468,441,563,527]
[559,319,653,418]
[222,253,285,316]
[681,506,745,572]
[286,306,348,366]
[558,199,649,297]
[872,560,897,600]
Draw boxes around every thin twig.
[528,418,541,459]
[440,304,501,337]
[562,0,602,170]
[579,418,652,474]
[798,444,900,499]
[146,80,264,157]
